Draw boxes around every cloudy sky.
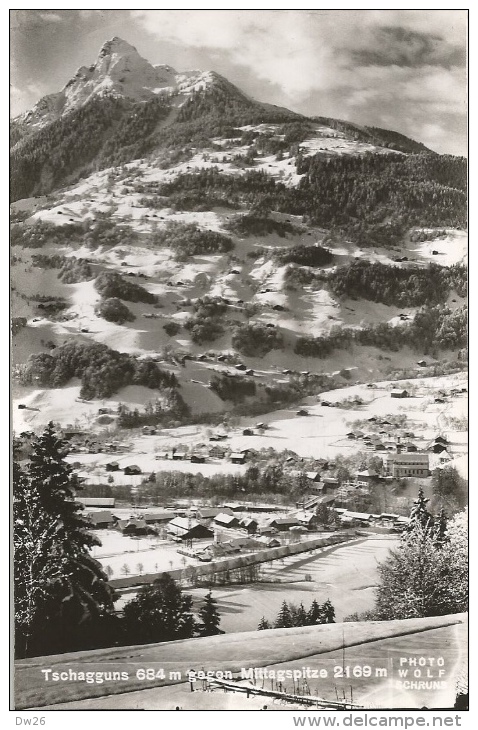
[10,9,467,155]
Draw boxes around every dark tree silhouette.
[407,488,434,533]
[321,598,336,624]
[307,599,322,626]
[123,573,196,644]
[292,602,308,627]
[13,423,116,658]
[198,590,222,636]
[274,600,293,628]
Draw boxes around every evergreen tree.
[321,599,336,623]
[445,508,468,611]
[257,616,272,630]
[376,526,436,619]
[407,488,433,533]
[307,599,322,625]
[198,590,222,636]
[293,602,308,627]
[123,573,196,644]
[13,423,116,658]
[432,466,467,513]
[274,600,293,628]
[432,508,448,548]
[375,518,467,620]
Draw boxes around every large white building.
[386,453,430,477]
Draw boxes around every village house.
[241,518,258,534]
[208,445,226,459]
[386,452,430,477]
[294,511,319,530]
[139,510,176,525]
[214,513,240,529]
[62,427,86,441]
[297,493,335,510]
[230,452,246,464]
[222,502,245,512]
[378,512,400,524]
[105,461,120,472]
[84,510,116,528]
[196,507,223,521]
[428,442,448,454]
[172,450,188,461]
[340,510,373,526]
[117,518,157,536]
[391,389,409,399]
[307,480,326,495]
[352,430,364,439]
[256,535,281,548]
[166,517,213,541]
[209,433,228,442]
[190,454,206,464]
[401,442,418,453]
[123,465,142,475]
[356,469,379,485]
[383,441,398,451]
[142,425,157,435]
[269,516,300,532]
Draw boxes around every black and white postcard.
[11,8,468,718]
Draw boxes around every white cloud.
[128,9,466,154]
[38,12,63,23]
[11,81,48,114]
[130,10,466,111]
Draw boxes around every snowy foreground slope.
[15,613,466,710]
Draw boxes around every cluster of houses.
[153,447,249,465]
[335,509,410,529]
[78,492,411,548]
[341,426,455,478]
[74,493,414,566]
[61,427,123,455]
[78,447,253,479]
[345,418,419,454]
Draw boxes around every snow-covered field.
[93,532,205,578]
[409,229,468,266]
[187,535,399,630]
[14,373,467,478]
[12,127,467,480]
[111,534,397,617]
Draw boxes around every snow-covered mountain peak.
[97,36,139,57]
[15,37,226,130]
